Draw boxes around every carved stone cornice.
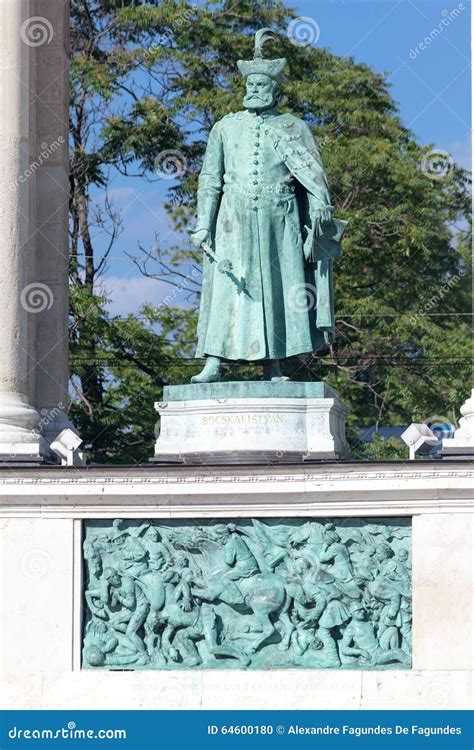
[0,461,472,517]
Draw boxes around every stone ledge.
[162,381,340,402]
[0,670,471,710]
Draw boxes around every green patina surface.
[162,381,339,402]
[82,517,411,671]
[188,29,346,384]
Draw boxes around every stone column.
[33,0,75,445]
[0,0,45,459]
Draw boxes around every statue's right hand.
[190,229,210,248]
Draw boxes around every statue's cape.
[267,113,347,334]
[267,113,346,257]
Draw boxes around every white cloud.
[448,133,472,171]
[98,274,167,316]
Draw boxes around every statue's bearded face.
[243,73,276,110]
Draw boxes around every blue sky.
[96,0,471,316]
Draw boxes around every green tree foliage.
[69,0,471,463]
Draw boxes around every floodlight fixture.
[50,428,85,466]
[401,423,439,460]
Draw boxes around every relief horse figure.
[177,524,293,655]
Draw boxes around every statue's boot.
[263,359,290,382]
[191,356,221,383]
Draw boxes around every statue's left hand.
[314,208,332,235]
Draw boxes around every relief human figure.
[374,545,411,652]
[300,566,350,667]
[83,618,140,668]
[158,599,250,668]
[114,534,148,578]
[283,559,315,655]
[214,523,260,582]
[84,536,110,619]
[83,535,103,579]
[384,547,411,590]
[104,567,150,665]
[339,602,411,667]
[368,543,410,650]
[243,519,290,572]
[318,526,354,583]
[170,562,194,612]
[351,543,378,585]
[139,525,172,572]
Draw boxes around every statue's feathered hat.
[237,28,286,82]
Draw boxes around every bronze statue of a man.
[190,29,345,383]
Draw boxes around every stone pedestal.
[153,382,349,463]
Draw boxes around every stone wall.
[0,462,472,709]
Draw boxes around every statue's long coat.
[194,108,336,361]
